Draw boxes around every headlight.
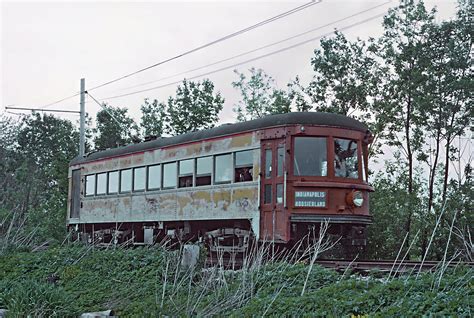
[346,190,364,207]
[352,191,364,207]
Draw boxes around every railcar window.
[96,173,107,195]
[147,165,161,190]
[215,153,232,183]
[120,169,132,192]
[293,137,327,176]
[277,146,284,177]
[133,167,146,191]
[276,183,283,204]
[163,162,177,188]
[265,149,272,178]
[334,138,359,179]
[235,150,253,182]
[85,175,95,196]
[108,171,119,194]
[196,157,212,186]
[264,184,272,204]
[179,159,194,188]
[362,145,368,181]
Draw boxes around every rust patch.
[163,149,178,160]
[146,198,158,213]
[213,190,231,211]
[186,143,202,156]
[119,157,132,168]
[230,134,252,148]
[253,163,260,177]
[203,142,212,153]
[132,154,145,165]
[233,188,257,201]
[122,197,131,207]
[192,191,212,202]
[177,194,192,215]
[158,193,176,211]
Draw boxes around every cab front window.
[293,137,327,176]
[334,138,359,179]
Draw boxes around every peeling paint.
[230,134,252,148]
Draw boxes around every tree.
[1,113,80,244]
[298,31,388,157]
[375,0,437,255]
[419,10,472,220]
[140,98,167,137]
[93,104,139,150]
[165,79,224,136]
[232,68,292,121]
[287,76,313,112]
[306,32,383,118]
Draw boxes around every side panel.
[69,131,262,236]
[78,183,259,223]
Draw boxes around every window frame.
[234,150,254,183]
[214,153,233,184]
[333,137,360,180]
[292,136,328,177]
[196,156,213,187]
[178,159,194,188]
[85,174,96,197]
[133,166,147,192]
[147,164,161,191]
[120,168,133,193]
[96,172,108,196]
[107,170,119,195]
[162,161,178,189]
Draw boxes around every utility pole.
[79,78,86,157]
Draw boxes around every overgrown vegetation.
[0,245,471,316]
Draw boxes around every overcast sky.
[1,0,458,125]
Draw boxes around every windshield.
[334,138,359,178]
[293,137,327,176]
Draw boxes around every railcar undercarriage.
[68,216,368,259]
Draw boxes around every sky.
[1,0,458,126]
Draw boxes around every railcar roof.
[70,112,369,166]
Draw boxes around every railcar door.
[70,169,81,219]
[260,139,288,242]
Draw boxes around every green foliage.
[307,31,383,118]
[140,98,166,137]
[0,246,167,316]
[232,67,292,121]
[0,113,78,248]
[1,246,472,316]
[93,104,139,150]
[165,79,224,136]
[367,158,425,259]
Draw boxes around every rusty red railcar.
[67,112,373,249]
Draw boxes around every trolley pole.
[79,78,85,157]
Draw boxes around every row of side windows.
[84,150,255,197]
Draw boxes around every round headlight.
[352,191,364,207]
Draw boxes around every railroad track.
[205,254,474,273]
[314,259,474,273]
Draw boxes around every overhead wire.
[86,0,322,92]
[111,1,392,93]
[41,92,80,109]
[86,91,136,140]
[99,11,388,101]
[25,1,321,111]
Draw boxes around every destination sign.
[294,191,326,207]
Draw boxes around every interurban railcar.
[67,112,373,250]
